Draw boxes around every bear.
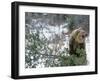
[69,27,87,57]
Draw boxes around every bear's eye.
[82,35,85,38]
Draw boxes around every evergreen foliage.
[25,12,88,68]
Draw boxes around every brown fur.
[69,27,87,57]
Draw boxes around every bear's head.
[71,27,87,44]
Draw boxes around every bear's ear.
[78,27,83,30]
